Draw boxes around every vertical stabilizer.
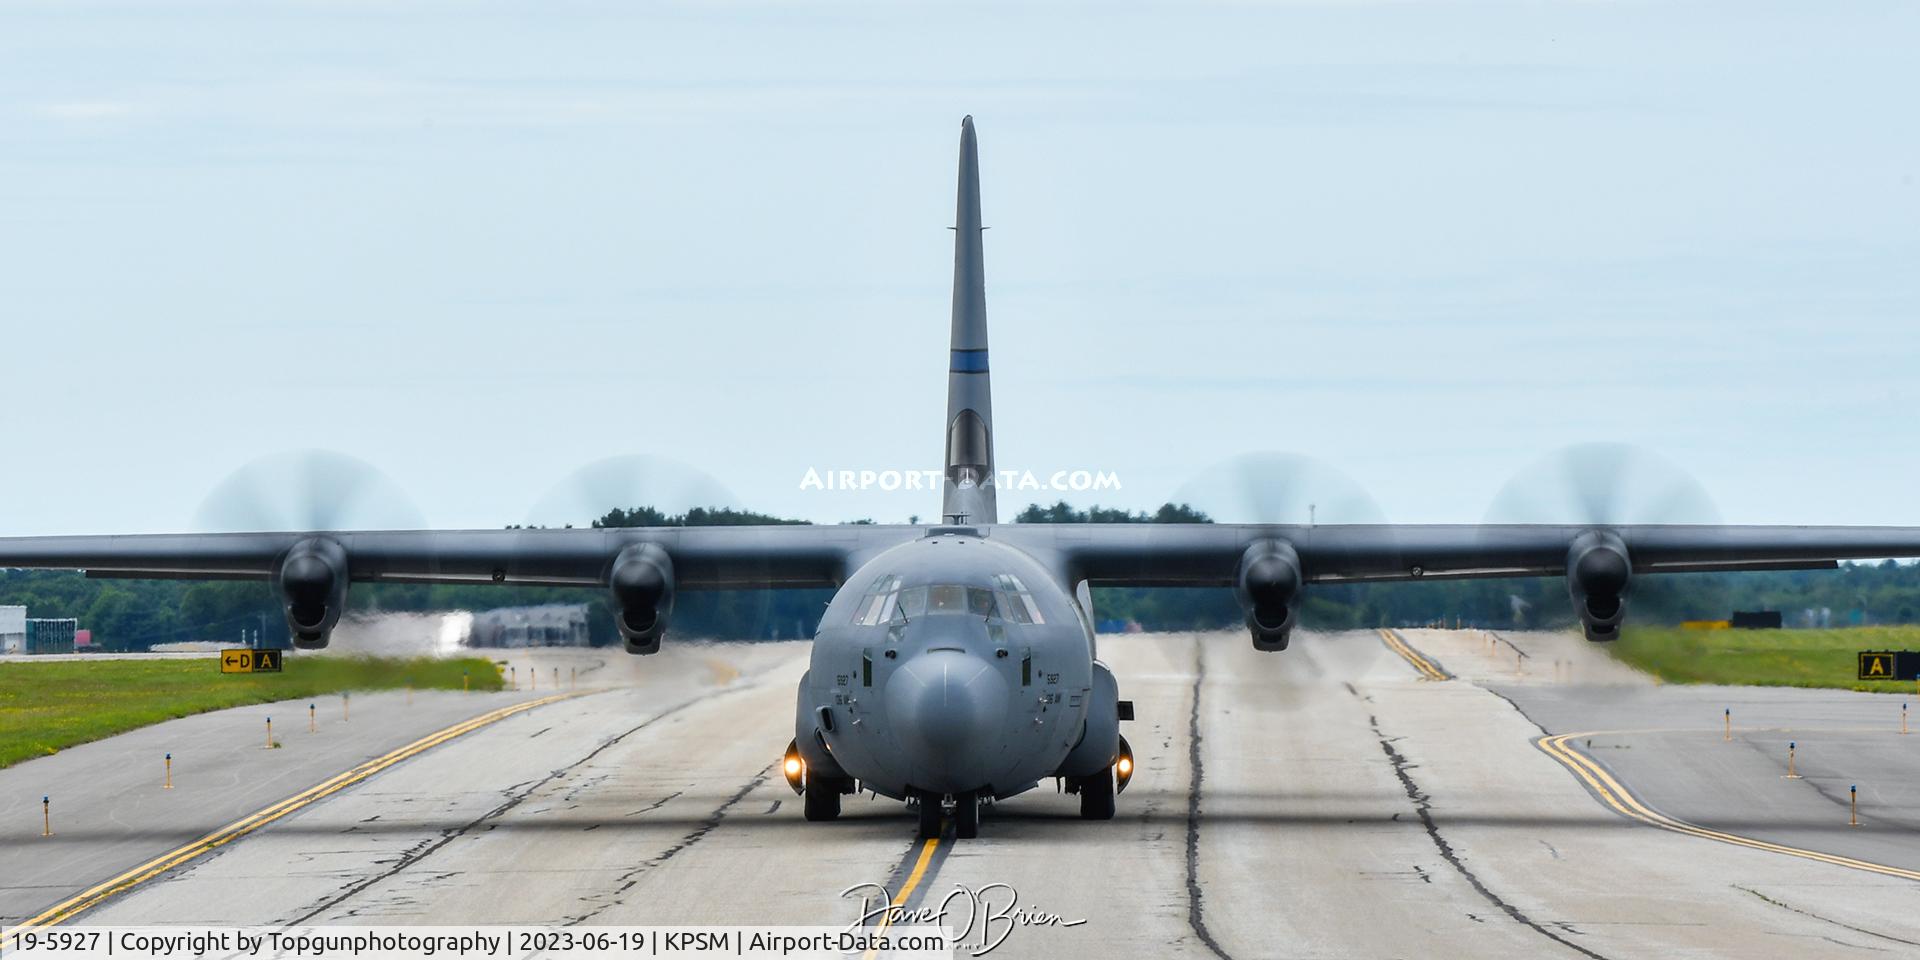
[942,116,997,524]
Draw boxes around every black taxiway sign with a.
[1857,650,1920,681]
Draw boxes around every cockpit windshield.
[850,574,1039,626]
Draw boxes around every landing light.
[782,738,807,795]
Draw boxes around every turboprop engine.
[276,537,348,649]
[1235,539,1303,651]
[609,543,674,654]
[1567,530,1631,641]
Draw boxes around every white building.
[467,604,591,648]
[0,605,24,654]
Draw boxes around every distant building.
[26,618,78,654]
[0,605,23,654]
[466,604,591,648]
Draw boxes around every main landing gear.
[1071,768,1114,820]
[784,738,852,822]
[1064,733,1133,820]
[806,774,852,821]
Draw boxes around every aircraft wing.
[1019,523,1920,586]
[8,521,1920,648]
[0,526,921,588]
[1004,522,1920,643]
[0,525,930,652]
[9,521,1917,590]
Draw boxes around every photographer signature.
[842,881,1087,956]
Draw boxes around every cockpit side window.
[992,574,1046,625]
[852,574,902,626]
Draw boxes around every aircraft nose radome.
[886,649,1008,783]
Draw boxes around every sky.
[2,1,1916,535]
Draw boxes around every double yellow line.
[10,691,579,935]
[861,836,941,960]
[1538,732,1920,882]
[1378,629,1449,681]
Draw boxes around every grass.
[0,654,504,768]
[1609,625,1920,693]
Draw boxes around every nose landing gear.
[913,789,983,839]
[954,789,980,839]
[915,790,941,839]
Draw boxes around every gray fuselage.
[794,528,1111,800]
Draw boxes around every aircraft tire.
[954,790,980,839]
[804,776,843,821]
[1078,768,1115,820]
[916,791,943,839]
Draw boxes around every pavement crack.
[1480,686,1552,737]
[1370,713,1614,960]
[1184,641,1235,960]
[563,765,775,926]
[1735,885,1920,948]
[625,790,683,818]
[283,687,739,925]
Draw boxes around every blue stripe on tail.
[950,349,989,373]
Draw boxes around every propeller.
[1163,451,1395,688]
[189,450,428,653]
[1483,443,1719,693]
[523,456,803,642]
[1170,451,1388,526]
[523,454,741,529]
[1483,442,1720,526]
[192,449,426,533]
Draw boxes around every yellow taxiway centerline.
[1378,629,1449,681]
[9,691,580,935]
[1537,731,1920,882]
[862,835,942,960]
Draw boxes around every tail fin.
[942,116,997,525]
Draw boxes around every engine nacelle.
[276,537,348,649]
[1567,531,1631,641]
[1235,539,1303,652]
[609,543,674,655]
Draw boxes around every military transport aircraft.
[6,116,1920,841]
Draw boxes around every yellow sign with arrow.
[220,648,283,674]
